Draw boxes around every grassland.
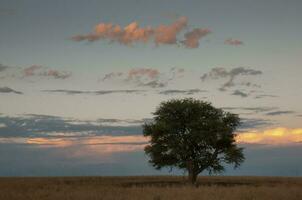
[0,176,301,200]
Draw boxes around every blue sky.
[0,0,301,176]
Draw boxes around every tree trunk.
[188,170,198,185]
[187,161,198,185]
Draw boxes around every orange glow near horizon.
[25,135,148,150]
[236,127,302,145]
[1,127,302,155]
[27,137,74,147]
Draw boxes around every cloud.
[266,111,295,116]
[0,87,22,94]
[0,63,72,80]
[0,64,8,72]
[169,67,185,80]
[43,89,145,95]
[24,135,148,149]
[71,21,154,44]
[0,135,148,161]
[240,82,261,88]
[237,127,302,145]
[254,94,278,99]
[23,65,71,79]
[239,118,274,130]
[0,114,143,138]
[43,88,208,96]
[1,139,301,177]
[101,72,124,81]
[201,67,262,91]
[0,114,149,158]
[159,89,206,95]
[72,16,210,48]
[232,90,248,97]
[224,38,244,46]
[138,80,166,88]
[101,67,184,88]
[154,16,188,45]
[126,68,165,88]
[23,65,42,76]
[221,106,278,113]
[97,118,150,126]
[127,68,160,81]
[181,28,211,48]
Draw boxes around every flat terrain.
[0,176,302,200]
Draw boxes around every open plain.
[0,176,301,200]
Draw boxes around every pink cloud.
[224,38,244,46]
[23,65,42,76]
[72,16,212,48]
[154,16,188,45]
[23,65,71,79]
[72,21,154,45]
[181,28,211,48]
[127,68,160,80]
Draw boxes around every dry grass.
[0,176,302,200]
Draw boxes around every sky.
[0,0,301,176]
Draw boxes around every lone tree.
[143,98,244,184]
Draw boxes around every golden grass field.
[0,176,302,200]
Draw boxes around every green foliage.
[143,98,244,181]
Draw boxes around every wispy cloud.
[101,67,185,88]
[126,68,166,88]
[266,111,295,116]
[138,81,166,88]
[23,65,71,79]
[254,94,278,99]
[201,67,262,91]
[43,89,145,95]
[0,64,8,72]
[97,118,151,126]
[127,68,159,80]
[159,89,206,95]
[168,67,185,80]
[0,114,148,155]
[101,72,124,81]
[224,38,244,46]
[71,16,210,48]
[0,114,143,138]
[239,118,274,130]
[221,106,278,113]
[0,87,22,94]
[0,63,72,80]
[43,88,208,96]
[232,90,248,97]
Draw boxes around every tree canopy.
[143,98,245,184]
